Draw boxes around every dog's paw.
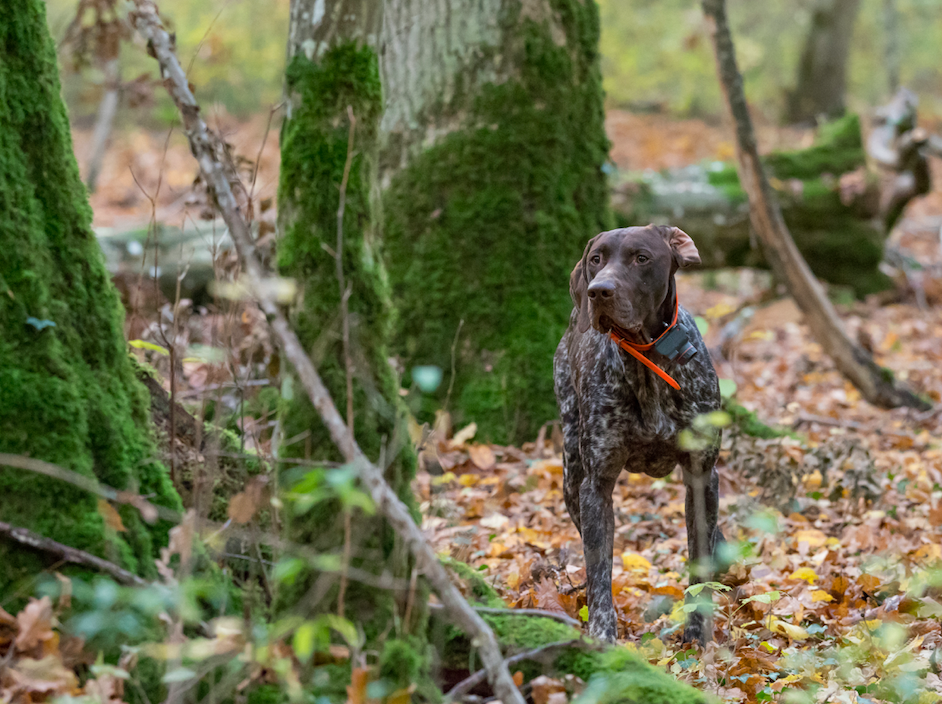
[588,609,618,643]
[682,613,710,646]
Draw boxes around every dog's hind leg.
[681,446,721,645]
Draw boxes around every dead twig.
[129,5,525,702]
[0,520,147,587]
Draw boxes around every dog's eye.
[637,254,649,263]
[591,254,601,264]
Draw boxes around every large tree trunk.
[786,0,861,124]
[277,0,430,691]
[0,0,180,593]
[702,0,929,411]
[379,0,612,443]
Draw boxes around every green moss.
[384,0,612,443]
[563,649,710,704]
[0,0,180,595]
[441,557,506,608]
[723,399,792,440]
[708,114,864,190]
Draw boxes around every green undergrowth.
[436,559,709,703]
[0,0,181,598]
[384,0,612,444]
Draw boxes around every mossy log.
[0,0,180,595]
[380,0,612,444]
[612,114,892,296]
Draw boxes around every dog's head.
[569,225,700,337]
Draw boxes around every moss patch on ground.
[383,0,612,444]
[0,0,180,595]
[436,559,709,704]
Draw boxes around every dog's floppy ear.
[658,225,700,269]
[570,236,597,333]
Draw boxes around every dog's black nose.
[587,279,615,300]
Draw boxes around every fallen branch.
[429,603,583,629]
[0,520,148,587]
[128,4,525,703]
[702,0,930,412]
[445,638,593,701]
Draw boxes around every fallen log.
[612,114,891,296]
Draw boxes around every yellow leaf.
[913,543,942,563]
[794,528,827,548]
[789,567,817,584]
[825,537,841,549]
[760,641,776,653]
[97,499,126,532]
[621,552,652,573]
[811,590,834,602]
[769,618,809,640]
[458,474,478,487]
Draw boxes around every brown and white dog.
[553,224,723,644]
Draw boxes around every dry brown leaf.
[469,443,496,470]
[97,499,126,532]
[15,597,54,651]
[346,667,370,704]
[8,655,78,694]
[531,674,567,704]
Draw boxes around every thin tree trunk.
[85,57,120,193]
[883,0,901,94]
[786,0,861,123]
[702,0,929,411]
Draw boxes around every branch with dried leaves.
[701,0,929,412]
[127,3,525,703]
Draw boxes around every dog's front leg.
[579,472,619,642]
[682,448,721,645]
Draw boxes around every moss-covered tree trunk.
[277,0,428,691]
[380,0,612,443]
[0,0,180,593]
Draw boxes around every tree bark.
[380,0,612,443]
[0,0,181,593]
[702,0,929,411]
[786,0,861,124]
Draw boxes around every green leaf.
[273,558,306,585]
[412,365,443,393]
[293,621,319,662]
[579,605,589,622]
[718,378,737,398]
[694,316,709,336]
[163,668,197,684]
[129,339,170,356]
[742,590,781,605]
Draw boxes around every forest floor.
[67,110,942,702]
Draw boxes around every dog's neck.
[636,278,677,345]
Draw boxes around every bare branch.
[128,4,525,702]
[0,520,148,587]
